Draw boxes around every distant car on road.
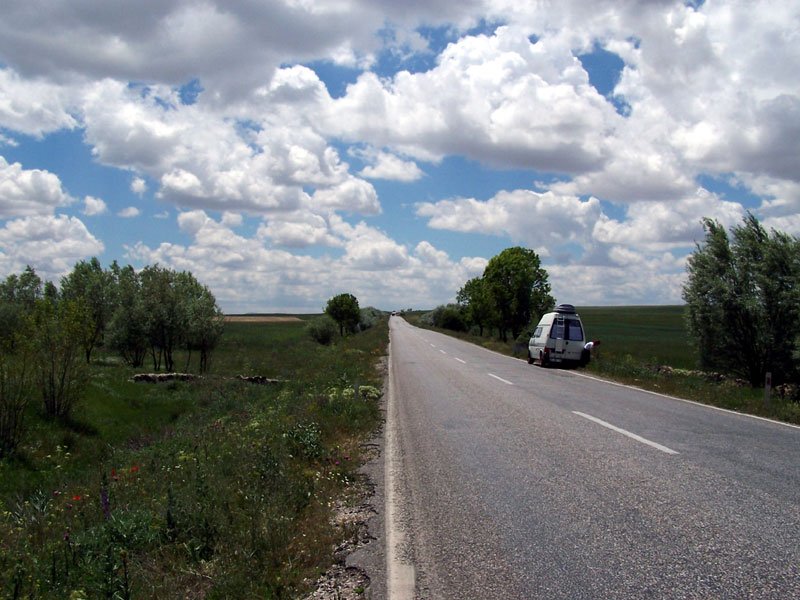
[527,304,590,367]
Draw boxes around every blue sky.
[1,1,798,312]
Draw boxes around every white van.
[527,304,589,367]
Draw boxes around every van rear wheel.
[540,351,549,368]
[527,351,534,365]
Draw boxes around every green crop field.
[1,316,388,598]
[577,305,697,370]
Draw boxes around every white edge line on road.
[489,373,514,385]
[385,341,416,599]
[573,411,680,455]
[570,370,800,431]
[454,357,466,364]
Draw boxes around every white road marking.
[430,343,437,348]
[439,349,447,355]
[489,373,514,385]
[573,411,679,455]
[386,342,416,599]
[454,357,466,364]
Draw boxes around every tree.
[482,247,554,341]
[457,277,496,336]
[107,265,149,367]
[0,266,43,349]
[325,293,361,337]
[683,215,800,385]
[60,257,116,363]
[140,265,184,372]
[178,273,224,373]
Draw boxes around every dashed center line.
[488,373,513,385]
[439,350,447,355]
[454,357,466,364]
[573,411,679,455]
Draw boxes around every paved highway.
[383,317,800,599]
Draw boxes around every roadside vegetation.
[0,265,387,598]
[410,215,800,425]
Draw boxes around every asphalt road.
[383,317,800,599]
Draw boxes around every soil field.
[224,315,304,323]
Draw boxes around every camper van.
[527,304,589,367]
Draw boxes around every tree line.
[427,246,555,342]
[0,259,223,456]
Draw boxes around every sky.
[0,0,798,313]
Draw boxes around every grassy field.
[405,306,800,425]
[1,316,387,598]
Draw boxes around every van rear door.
[552,315,565,358]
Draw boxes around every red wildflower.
[111,468,118,481]
[72,495,82,502]
[130,465,140,474]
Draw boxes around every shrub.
[307,315,337,345]
[358,307,384,331]
[30,298,91,419]
[0,348,33,457]
[423,304,467,332]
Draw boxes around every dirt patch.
[224,315,304,323]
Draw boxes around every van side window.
[533,326,542,338]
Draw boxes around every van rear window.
[550,319,583,341]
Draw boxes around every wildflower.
[130,465,140,474]
[111,468,119,481]
[72,495,82,502]
[100,488,111,520]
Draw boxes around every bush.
[358,307,384,331]
[307,315,337,345]
[0,349,33,457]
[423,304,467,332]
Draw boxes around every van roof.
[554,303,577,314]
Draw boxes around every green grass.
[0,317,388,598]
[406,307,800,425]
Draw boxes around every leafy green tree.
[482,247,554,341]
[457,277,496,336]
[30,297,91,419]
[683,214,800,385]
[0,266,43,346]
[107,265,149,367]
[60,257,116,363]
[179,273,224,373]
[140,265,184,372]
[325,293,361,337]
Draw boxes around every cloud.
[355,148,424,182]
[325,26,617,173]
[258,211,343,249]
[82,195,108,216]
[131,176,147,195]
[417,189,603,251]
[127,210,481,312]
[0,156,74,218]
[0,68,78,137]
[0,214,103,279]
[118,206,141,218]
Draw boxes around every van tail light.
[543,347,550,355]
